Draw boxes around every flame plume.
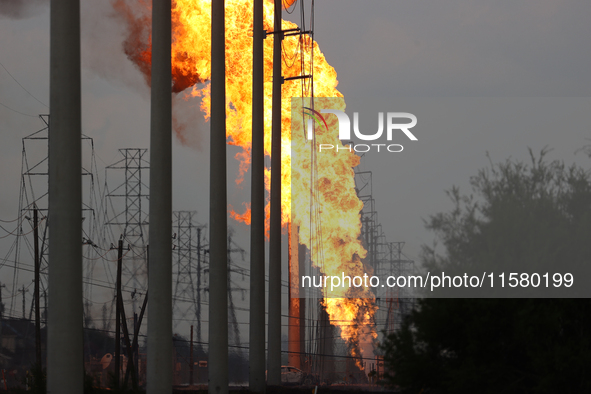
[112,0,376,363]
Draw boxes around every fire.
[228,203,251,225]
[113,0,376,363]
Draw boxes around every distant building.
[0,318,45,388]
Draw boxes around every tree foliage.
[380,150,591,393]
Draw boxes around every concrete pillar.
[47,0,83,392]
[33,207,42,369]
[299,243,306,366]
[249,0,266,392]
[319,303,334,382]
[288,224,301,369]
[209,1,229,394]
[267,0,283,385]
[115,240,123,387]
[147,0,173,392]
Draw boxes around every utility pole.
[172,211,200,331]
[209,0,229,393]
[0,282,5,361]
[43,291,47,322]
[268,0,283,385]
[299,242,305,367]
[115,239,123,388]
[249,0,266,392]
[0,283,5,318]
[147,0,173,391]
[196,228,202,346]
[196,229,202,385]
[134,313,139,384]
[227,233,246,349]
[118,299,133,388]
[114,245,134,387]
[33,207,42,368]
[105,148,149,299]
[318,304,333,382]
[288,225,301,369]
[19,286,29,320]
[123,289,148,389]
[47,0,84,392]
[189,325,194,386]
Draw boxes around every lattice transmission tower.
[354,163,416,337]
[380,242,415,333]
[103,148,149,312]
[172,211,205,340]
[2,114,102,323]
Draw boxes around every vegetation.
[380,150,591,393]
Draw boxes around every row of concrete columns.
[248,0,267,392]
[146,0,173,392]
[208,0,230,393]
[267,0,284,388]
[211,0,286,391]
[47,0,83,392]
[47,0,175,392]
[47,0,284,393]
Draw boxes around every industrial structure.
[0,119,415,391]
[105,148,150,297]
[0,0,416,392]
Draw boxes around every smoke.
[79,0,206,150]
[0,0,48,19]
[172,93,206,150]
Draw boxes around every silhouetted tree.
[381,150,591,393]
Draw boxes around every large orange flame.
[113,0,376,363]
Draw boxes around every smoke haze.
[79,0,206,151]
[0,0,48,19]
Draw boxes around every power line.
[0,61,49,108]
[0,101,38,118]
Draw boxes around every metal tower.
[2,116,101,315]
[202,230,247,347]
[1,115,102,371]
[104,148,150,300]
[354,164,416,336]
[380,242,415,333]
[226,231,246,349]
[172,211,205,339]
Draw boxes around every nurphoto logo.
[303,106,418,153]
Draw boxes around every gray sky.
[1,0,590,334]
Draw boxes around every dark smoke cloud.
[0,0,49,20]
[79,1,206,151]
